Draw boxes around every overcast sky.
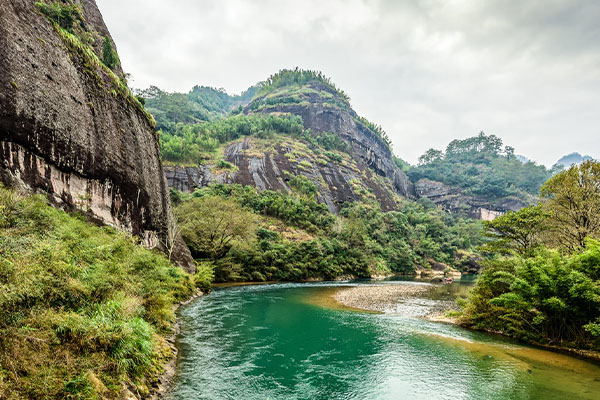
[96,0,599,166]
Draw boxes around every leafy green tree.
[481,205,547,255]
[418,148,443,165]
[175,196,257,258]
[541,160,600,250]
[465,240,600,350]
[102,36,118,70]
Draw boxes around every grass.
[0,186,196,399]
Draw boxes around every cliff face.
[165,136,402,213]
[0,0,194,271]
[247,82,414,199]
[415,178,528,220]
[164,81,414,211]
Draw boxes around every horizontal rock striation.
[0,0,194,271]
[415,178,528,220]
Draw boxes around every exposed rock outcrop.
[164,81,414,212]
[0,0,194,271]
[247,83,414,199]
[165,136,402,212]
[414,178,528,220]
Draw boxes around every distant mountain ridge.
[556,152,593,167]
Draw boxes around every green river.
[167,279,600,399]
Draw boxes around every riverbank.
[331,283,600,363]
[149,289,205,400]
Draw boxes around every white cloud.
[96,0,600,166]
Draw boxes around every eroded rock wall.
[415,178,528,220]
[165,137,401,212]
[0,0,194,271]
[245,86,414,200]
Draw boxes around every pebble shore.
[333,284,434,313]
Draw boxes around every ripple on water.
[169,282,600,400]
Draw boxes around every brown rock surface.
[0,0,194,271]
[415,178,528,220]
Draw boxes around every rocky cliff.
[165,135,404,213]
[415,178,528,220]
[163,80,414,212]
[0,0,194,271]
[247,82,414,198]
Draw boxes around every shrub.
[0,186,195,398]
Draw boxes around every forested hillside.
[146,69,485,281]
[409,132,558,202]
[171,184,483,282]
[138,85,257,133]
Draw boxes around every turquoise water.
[167,281,600,400]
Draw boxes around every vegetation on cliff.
[0,186,197,399]
[248,68,392,150]
[463,161,600,351]
[409,132,559,202]
[172,183,484,282]
[159,114,304,164]
[35,0,155,128]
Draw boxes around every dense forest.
[138,85,257,133]
[409,132,560,201]
[463,161,600,351]
[171,183,484,282]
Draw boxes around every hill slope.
[409,132,557,218]
[157,69,413,212]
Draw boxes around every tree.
[418,148,443,166]
[481,205,547,255]
[541,160,600,250]
[175,196,257,258]
[102,36,118,70]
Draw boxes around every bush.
[102,36,119,70]
[464,241,600,350]
[0,186,195,398]
[36,1,82,32]
[216,159,236,170]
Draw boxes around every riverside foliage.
[464,161,600,351]
[0,186,195,399]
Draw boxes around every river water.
[167,280,600,399]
